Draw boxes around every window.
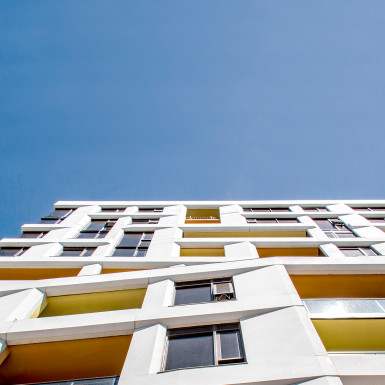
[352,207,385,212]
[304,299,385,315]
[61,247,96,257]
[138,207,163,213]
[302,207,329,212]
[40,209,73,224]
[314,219,357,238]
[164,323,245,371]
[0,247,28,256]
[101,208,126,213]
[21,377,120,385]
[131,218,159,224]
[246,218,298,224]
[19,231,48,238]
[243,208,290,213]
[112,232,153,257]
[78,220,116,239]
[340,247,378,257]
[367,218,385,223]
[174,278,234,305]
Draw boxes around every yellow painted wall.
[313,319,385,352]
[180,248,225,257]
[291,274,385,298]
[39,288,146,317]
[0,268,80,280]
[0,335,132,384]
[257,248,322,258]
[183,231,306,238]
[186,208,220,218]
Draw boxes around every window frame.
[0,247,28,256]
[112,232,153,257]
[339,246,379,257]
[78,220,116,239]
[60,247,96,257]
[162,323,246,372]
[173,277,235,306]
[39,208,74,224]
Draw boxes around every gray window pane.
[315,220,334,230]
[135,249,147,257]
[174,285,212,305]
[86,221,106,231]
[45,209,70,218]
[61,249,83,256]
[340,248,364,257]
[112,248,136,257]
[219,331,241,359]
[78,232,97,239]
[39,218,58,224]
[166,334,214,370]
[119,234,141,247]
[83,248,96,256]
[19,232,42,238]
[0,248,20,256]
[336,233,356,238]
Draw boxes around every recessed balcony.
[0,336,132,384]
[183,231,307,238]
[37,288,147,318]
[180,248,225,257]
[185,209,220,224]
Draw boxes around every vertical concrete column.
[224,242,258,261]
[142,279,174,309]
[119,323,167,382]
[159,205,187,226]
[146,228,182,258]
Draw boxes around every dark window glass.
[101,208,125,212]
[138,208,163,213]
[165,334,214,370]
[61,247,96,257]
[45,209,71,218]
[112,247,136,257]
[86,221,107,231]
[367,218,385,223]
[0,247,26,256]
[39,218,59,224]
[135,248,147,257]
[174,285,212,305]
[315,220,335,230]
[119,234,142,247]
[174,278,234,305]
[255,219,277,223]
[132,218,159,224]
[19,232,47,238]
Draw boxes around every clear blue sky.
[1,1,385,237]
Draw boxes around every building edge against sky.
[1,200,385,384]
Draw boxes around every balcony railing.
[304,299,385,315]
[185,216,220,223]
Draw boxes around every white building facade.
[1,200,385,385]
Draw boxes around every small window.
[247,218,298,224]
[112,232,153,257]
[101,208,126,213]
[40,209,73,224]
[19,231,48,239]
[352,207,385,212]
[0,247,28,257]
[61,247,96,257]
[78,220,116,239]
[131,218,159,224]
[340,247,378,257]
[367,218,385,223]
[314,219,357,238]
[174,278,234,305]
[138,208,163,213]
[164,323,245,371]
[302,207,329,212]
[243,208,290,213]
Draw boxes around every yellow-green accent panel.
[0,268,80,280]
[257,248,323,258]
[183,231,306,238]
[313,319,385,352]
[291,274,385,298]
[0,335,132,384]
[180,248,225,257]
[38,288,146,317]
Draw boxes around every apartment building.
[1,200,385,385]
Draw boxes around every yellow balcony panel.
[0,335,132,384]
[257,247,323,258]
[291,274,385,299]
[180,248,225,257]
[185,208,220,224]
[0,268,80,280]
[313,319,385,352]
[38,288,146,317]
[183,231,306,238]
